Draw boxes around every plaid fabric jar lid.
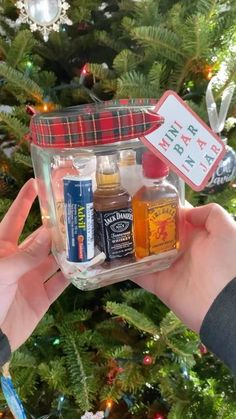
[29,98,164,148]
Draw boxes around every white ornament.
[15,0,72,42]
[81,411,104,419]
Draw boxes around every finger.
[35,254,59,282]
[185,203,235,234]
[0,228,51,284]
[0,179,37,244]
[19,226,43,250]
[133,269,175,304]
[44,271,70,304]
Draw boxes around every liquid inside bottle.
[94,154,134,261]
[132,151,180,259]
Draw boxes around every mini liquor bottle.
[51,156,78,245]
[52,154,95,248]
[132,151,180,259]
[94,154,134,261]
[119,149,143,196]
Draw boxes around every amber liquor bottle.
[132,151,180,259]
[94,154,134,261]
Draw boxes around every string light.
[26,60,33,68]
[143,355,153,365]
[35,97,57,113]
[104,400,112,418]
[154,412,165,419]
[81,64,89,76]
[207,67,213,80]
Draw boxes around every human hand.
[0,179,69,351]
[133,203,236,333]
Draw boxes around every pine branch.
[11,350,37,368]
[0,111,28,141]
[118,363,146,392]
[0,62,44,103]
[0,38,7,58]
[32,314,55,336]
[168,401,190,419]
[160,311,185,337]
[93,30,124,52]
[38,359,68,393]
[88,63,111,80]
[131,26,186,64]
[105,301,160,335]
[117,70,159,97]
[61,329,98,412]
[12,152,32,167]
[176,15,212,92]
[6,29,38,69]
[113,49,139,74]
[100,384,123,404]
[122,288,152,304]
[105,345,133,360]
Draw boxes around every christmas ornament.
[203,138,236,193]
[143,355,153,365]
[81,412,104,419]
[26,104,37,116]
[15,0,72,42]
[1,364,27,419]
[107,359,125,384]
[205,74,236,193]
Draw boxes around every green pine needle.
[106,301,160,335]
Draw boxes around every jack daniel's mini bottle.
[94,154,134,261]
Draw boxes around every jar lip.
[32,98,159,120]
[29,99,164,149]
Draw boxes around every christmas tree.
[0,0,236,417]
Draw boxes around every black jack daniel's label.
[94,208,134,260]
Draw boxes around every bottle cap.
[119,149,136,166]
[96,154,120,187]
[142,151,169,178]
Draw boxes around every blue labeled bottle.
[63,175,94,263]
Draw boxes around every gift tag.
[141,91,226,191]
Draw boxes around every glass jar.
[30,99,185,290]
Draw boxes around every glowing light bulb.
[81,64,89,75]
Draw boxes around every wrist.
[200,277,236,374]
[0,328,11,367]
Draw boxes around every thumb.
[185,203,235,235]
[1,228,51,284]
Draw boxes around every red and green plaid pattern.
[30,99,164,148]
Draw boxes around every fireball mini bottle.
[132,151,180,259]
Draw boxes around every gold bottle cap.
[96,154,120,188]
[119,149,136,166]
